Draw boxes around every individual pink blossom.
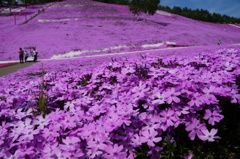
[230,89,240,104]
[18,128,39,141]
[61,136,81,151]
[33,115,50,129]
[163,88,181,104]
[185,118,207,140]
[104,144,127,159]
[141,130,162,147]
[131,134,145,147]
[143,121,160,133]
[204,109,224,125]
[160,108,178,127]
[198,128,220,142]
[188,93,203,107]
[152,92,165,105]
[87,135,108,150]
[62,113,77,130]
[42,125,60,139]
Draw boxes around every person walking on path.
[33,48,38,62]
[19,48,24,63]
[24,50,29,62]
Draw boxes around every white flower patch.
[142,43,164,48]
[156,10,171,16]
[38,18,79,22]
[229,24,240,29]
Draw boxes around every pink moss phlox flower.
[175,106,190,116]
[80,123,102,140]
[104,113,123,132]
[33,115,50,129]
[42,124,60,140]
[131,134,145,147]
[61,136,81,151]
[148,67,166,78]
[18,127,39,142]
[104,144,127,159]
[87,134,108,151]
[141,129,162,147]
[198,128,220,142]
[62,113,77,130]
[131,82,149,99]
[87,147,103,158]
[185,118,207,140]
[201,94,219,105]
[143,121,160,133]
[42,143,59,158]
[13,145,35,158]
[213,86,232,96]
[151,91,165,105]
[204,109,224,125]
[202,85,216,95]
[160,108,178,127]
[230,89,240,104]
[121,66,135,75]
[0,122,8,145]
[163,88,181,104]
[188,93,203,107]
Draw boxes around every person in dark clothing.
[19,48,24,63]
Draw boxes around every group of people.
[18,47,38,63]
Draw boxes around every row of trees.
[159,6,240,24]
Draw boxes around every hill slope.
[0,0,240,61]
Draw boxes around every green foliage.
[129,0,160,15]
[35,64,48,117]
[159,5,240,24]
[92,0,129,5]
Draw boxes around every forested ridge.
[159,5,240,24]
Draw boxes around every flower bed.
[0,48,239,158]
[0,62,18,68]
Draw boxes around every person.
[217,40,221,45]
[18,48,24,63]
[24,50,29,62]
[33,48,38,62]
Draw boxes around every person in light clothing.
[24,50,29,62]
[33,48,38,62]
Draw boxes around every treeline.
[92,0,129,5]
[159,6,240,24]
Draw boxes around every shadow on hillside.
[0,11,34,16]
[148,20,169,26]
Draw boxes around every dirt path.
[0,62,37,77]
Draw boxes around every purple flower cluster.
[0,48,239,158]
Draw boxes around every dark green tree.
[129,0,160,15]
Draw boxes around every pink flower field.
[0,0,240,158]
[0,0,240,60]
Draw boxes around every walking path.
[229,24,240,29]
[0,62,37,77]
